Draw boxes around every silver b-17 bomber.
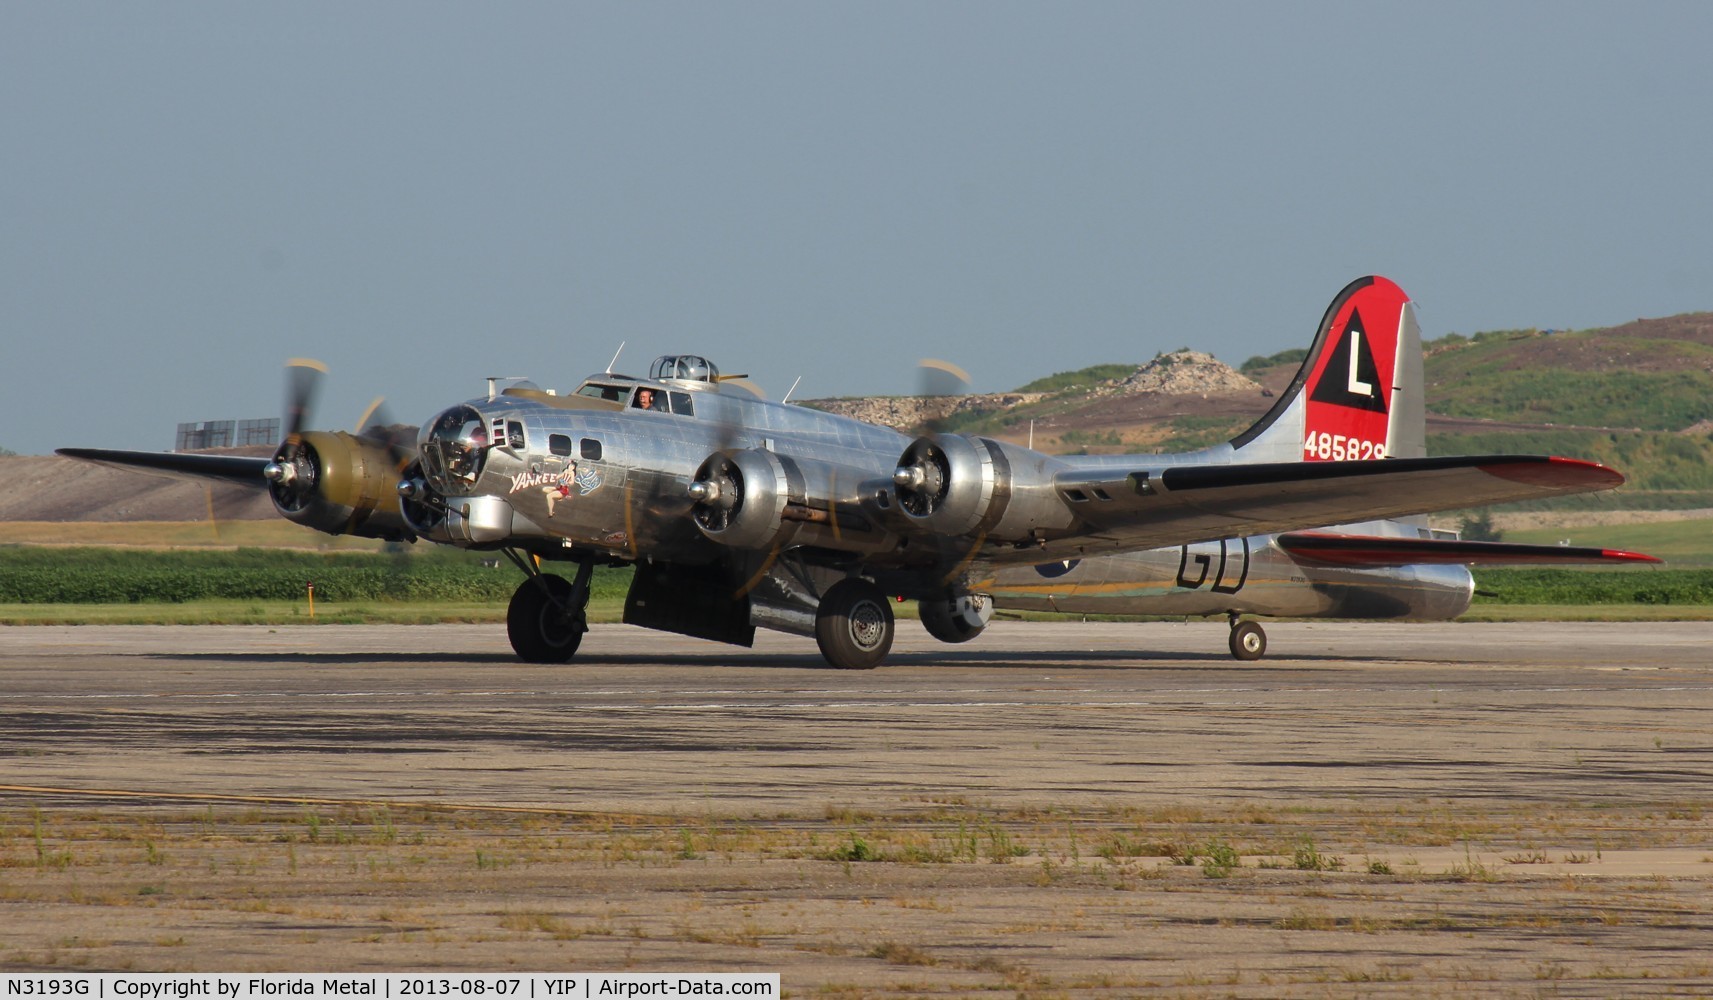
[61,277,1657,667]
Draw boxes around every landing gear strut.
[816,578,894,669]
[505,553,593,663]
[1228,613,1266,661]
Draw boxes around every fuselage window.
[577,384,627,403]
[668,391,693,416]
[549,434,573,457]
[581,438,603,461]
[506,422,526,450]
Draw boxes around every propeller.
[681,378,789,598]
[260,359,420,521]
[915,358,972,435]
[263,358,328,512]
[890,359,997,588]
[688,453,744,533]
[283,357,325,440]
[891,358,972,517]
[686,376,761,520]
[354,396,420,472]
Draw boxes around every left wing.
[55,448,270,487]
[1276,531,1660,567]
[1032,454,1626,561]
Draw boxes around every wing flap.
[56,448,270,488]
[1277,531,1661,567]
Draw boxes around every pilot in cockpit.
[633,387,659,411]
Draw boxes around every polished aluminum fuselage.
[438,375,1475,624]
[978,535,1475,621]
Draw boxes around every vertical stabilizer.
[1228,276,1426,463]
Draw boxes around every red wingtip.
[1601,549,1664,564]
[1478,456,1626,490]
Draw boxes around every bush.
[0,547,634,604]
[1471,568,1713,605]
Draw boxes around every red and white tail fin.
[1228,275,1425,463]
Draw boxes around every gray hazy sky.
[6,1,1711,454]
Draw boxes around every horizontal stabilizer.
[56,448,270,488]
[1277,531,1662,567]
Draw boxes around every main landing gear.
[815,578,894,670]
[505,554,593,663]
[1228,613,1266,661]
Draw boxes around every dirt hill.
[11,312,1713,526]
[0,455,276,524]
[805,350,1276,452]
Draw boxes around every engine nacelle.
[264,430,414,540]
[690,449,894,554]
[396,465,451,542]
[690,449,792,550]
[892,435,1076,543]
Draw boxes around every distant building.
[176,418,279,451]
[236,418,280,446]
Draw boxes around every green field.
[1500,518,1713,567]
[4,538,1713,626]
[0,545,636,624]
[0,519,389,550]
[1471,566,1713,605]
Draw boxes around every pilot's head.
[635,388,656,409]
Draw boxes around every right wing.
[1031,454,1627,562]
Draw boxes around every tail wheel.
[1229,619,1267,661]
[815,579,894,670]
[508,574,586,663]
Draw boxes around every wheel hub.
[848,600,887,650]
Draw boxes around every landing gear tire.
[816,579,894,670]
[507,574,586,663]
[918,593,989,644]
[1228,619,1266,661]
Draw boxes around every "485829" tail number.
[1304,432,1385,461]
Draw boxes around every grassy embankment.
[3,532,1713,624]
[0,543,635,625]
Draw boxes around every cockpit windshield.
[419,405,490,495]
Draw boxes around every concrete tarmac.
[6,621,1713,990]
[4,620,1710,814]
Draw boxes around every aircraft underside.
[495,529,1480,668]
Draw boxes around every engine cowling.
[689,449,792,550]
[689,449,895,554]
[395,462,449,541]
[263,430,414,540]
[891,435,1076,543]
